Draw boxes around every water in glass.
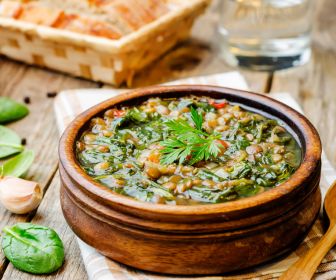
[217,0,314,70]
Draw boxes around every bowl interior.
[59,85,321,216]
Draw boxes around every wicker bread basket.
[0,0,210,86]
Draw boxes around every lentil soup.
[76,96,301,205]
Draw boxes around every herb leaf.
[0,150,35,177]
[190,107,203,131]
[2,223,64,274]
[0,97,29,124]
[165,118,203,137]
[0,125,23,158]
[160,139,193,165]
[208,140,222,158]
[160,108,222,165]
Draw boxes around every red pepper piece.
[114,110,125,117]
[209,100,227,109]
[217,139,229,149]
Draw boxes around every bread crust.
[0,0,171,39]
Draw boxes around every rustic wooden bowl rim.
[59,85,321,216]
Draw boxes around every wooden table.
[0,0,335,279]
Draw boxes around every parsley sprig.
[160,107,223,165]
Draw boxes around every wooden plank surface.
[1,173,88,280]
[128,0,270,93]
[271,0,336,167]
[0,0,335,279]
[0,59,96,279]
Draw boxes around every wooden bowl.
[59,85,322,275]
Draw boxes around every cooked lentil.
[76,96,301,205]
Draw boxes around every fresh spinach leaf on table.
[2,223,65,274]
[0,125,23,158]
[0,150,35,177]
[0,97,29,124]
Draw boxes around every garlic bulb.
[0,177,42,214]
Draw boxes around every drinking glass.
[217,0,314,70]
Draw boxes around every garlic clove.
[0,176,42,214]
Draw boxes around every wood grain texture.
[125,0,270,93]
[279,181,336,280]
[271,0,336,167]
[271,50,336,168]
[1,173,88,280]
[59,85,321,275]
[0,0,335,277]
[0,0,211,86]
[0,59,96,277]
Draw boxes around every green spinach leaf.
[187,186,237,203]
[234,184,261,197]
[197,169,224,182]
[2,223,64,274]
[0,97,29,124]
[0,150,34,177]
[112,109,148,130]
[0,126,23,158]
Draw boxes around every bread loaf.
[0,0,170,39]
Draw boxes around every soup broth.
[76,96,301,205]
